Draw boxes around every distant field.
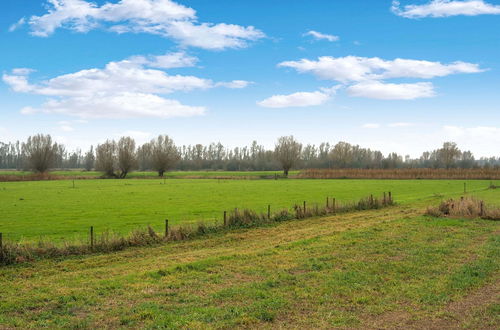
[0,170,295,179]
[0,178,497,242]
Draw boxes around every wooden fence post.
[90,226,94,249]
[332,198,336,213]
[267,205,271,220]
[303,201,306,213]
[165,219,169,238]
[0,232,3,251]
[326,197,329,209]
[370,194,374,206]
[480,201,484,217]
[223,211,227,226]
[388,191,392,204]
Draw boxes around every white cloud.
[12,68,35,75]
[279,56,483,83]
[388,122,414,127]
[347,81,435,100]
[277,55,483,100]
[23,0,265,50]
[9,18,26,32]
[3,61,212,97]
[392,0,500,18]
[257,86,338,108]
[215,80,253,89]
[362,123,381,129]
[23,92,205,119]
[3,52,250,119]
[304,30,339,42]
[128,51,198,69]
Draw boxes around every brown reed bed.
[425,196,500,220]
[297,168,500,180]
[0,193,394,265]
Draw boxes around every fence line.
[0,192,394,265]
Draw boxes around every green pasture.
[0,178,497,242]
[0,204,498,328]
[0,170,294,178]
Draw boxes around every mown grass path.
[0,199,498,328]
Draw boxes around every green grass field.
[0,178,497,242]
[0,191,498,328]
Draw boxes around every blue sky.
[1,0,499,157]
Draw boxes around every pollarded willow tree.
[117,137,137,178]
[150,135,181,177]
[95,140,117,177]
[22,134,58,173]
[274,135,302,177]
[83,145,95,171]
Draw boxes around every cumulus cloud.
[391,0,500,18]
[257,86,339,108]
[278,56,483,83]
[128,51,198,69]
[3,52,250,119]
[21,92,205,119]
[20,0,264,50]
[347,81,435,100]
[215,80,253,89]
[275,55,483,100]
[4,62,214,97]
[304,30,339,42]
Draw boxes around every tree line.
[0,134,499,177]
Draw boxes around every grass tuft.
[426,196,500,220]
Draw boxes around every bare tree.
[95,140,117,177]
[117,137,137,178]
[437,142,461,169]
[137,142,152,171]
[274,135,302,176]
[22,134,58,173]
[84,146,95,171]
[150,135,180,177]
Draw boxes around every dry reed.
[298,168,500,180]
[425,196,500,220]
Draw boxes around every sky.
[0,0,499,158]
